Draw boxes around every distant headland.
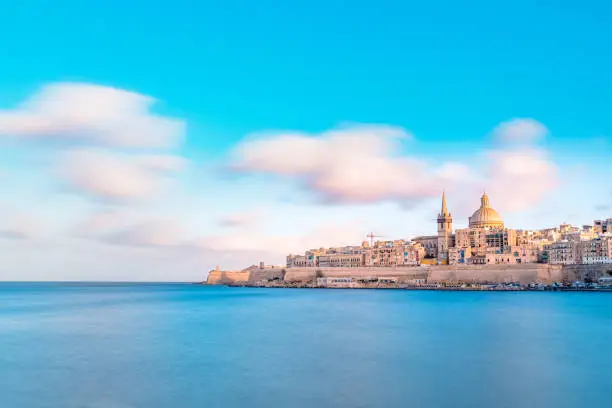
[205,192,612,290]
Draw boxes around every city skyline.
[285,190,612,270]
[1,1,611,281]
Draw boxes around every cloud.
[58,148,186,201]
[231,124,439,204]
[100,221,185,247]
[230,121,559,214]
[201,219,365,256]
[0,212,42,240]
[71,209,128,237]
[217,209,263,228]
[483,148,558,212]
[74,211,186,248]
[0,83,185,149]
[491,118,549,144]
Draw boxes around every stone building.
[437,191,453,264]
[594,219,612,234]
[579,235,612,264]
[363,240,424,267]
[317,253,365,268]
[413,235,438,258]
[437,192,527,266]
[468,193,505,229]
[546,240,578,265]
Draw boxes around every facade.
[579,235,612,264]
[449,246,471,265]
[413,235,438,258]
[546,240,578,265]
[594,219,612,234]
[284,191,612,270]
[318,253,364,268]
[316,277,356,288]
[437,192,453,264]
[364,240,424,267]
[287,240,424,269]
[439,192,526,266]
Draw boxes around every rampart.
[206,269,251,285]
[283,266,428,283]
[207,264,564,285]
[562,264,612,282]
[426,264,563,285]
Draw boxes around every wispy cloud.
[230,123,438,204]
[490,118,549,145]
[0,211,42,240]
[217,209,263,228]
[229,120,558,213]
[58,148,186,202]
[0,83,185,149]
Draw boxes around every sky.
[0,0,611,281]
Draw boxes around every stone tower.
[437,191,453,264]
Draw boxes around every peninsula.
[206,192,612,290]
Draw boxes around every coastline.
[216,283,612,292]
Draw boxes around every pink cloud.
[491,118,549,145]
[58,149,186,201]
[231,124,439,204]
[230,121,559,213]
[0,82,185,149]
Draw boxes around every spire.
[481,192,491,208]
[441,190,449,216]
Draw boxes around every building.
[284,191,611,271]
[318,250,365,268]
[546,240,578,265]
[316,277,355,287]
[468,193,504,229]
[449,246,471,265]
[594,219,612,234]
[413,235,438,258]
[363,240,424,267]
[434,192,528,266]
[287,247,334,268]
[579,235,612,264]
[437,191,453,264]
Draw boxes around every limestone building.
[437,191,453,264]
[438,192,527,265]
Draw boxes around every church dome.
[469,193,504,229]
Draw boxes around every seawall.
[562,264,612,282]
[206,269,251,285]
[427,264,563,285]
[207,264,564,285]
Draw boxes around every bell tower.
[437,191,453,264]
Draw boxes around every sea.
[1,283,611,408]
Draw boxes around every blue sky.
[0,1,611,280]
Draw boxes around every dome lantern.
[469,193,504,229]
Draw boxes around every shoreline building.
[285,191,612,270]
[445,192,520,265]
[437,191,453,265]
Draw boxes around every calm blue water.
[1,284,611,408]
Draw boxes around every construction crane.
[366,232,386,246]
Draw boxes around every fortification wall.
[562,264,612,282]
[249,268,285,282]
[427,264,563,284]
[207,264,566,285]
[283,264,561,284]
[206,270,251,285]
[284,266,429,282]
